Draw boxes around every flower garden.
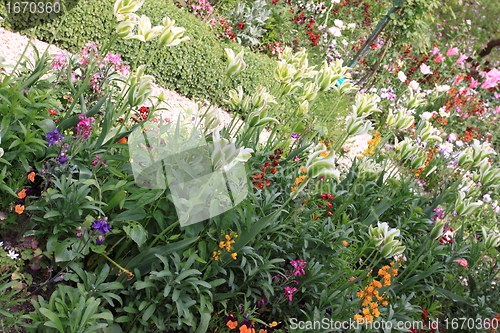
[1,0,500,332]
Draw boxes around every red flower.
[238,21,245,30]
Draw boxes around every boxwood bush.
[0,0,277,103]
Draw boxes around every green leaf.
[123,222,148,248]
[102,190,127,213]
[122,237,198,276]
[142,304,156,321]
[39,308,65,333]
[112,208,146,222]
[436,287,473,305]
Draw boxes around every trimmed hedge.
[0,0,277,104]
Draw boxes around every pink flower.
[446,47,459,56]
[470,78,480,89]
[455,53,467,65]
[51,53,67,70]
[434,54,444,63]
[291,259,307,276]
[481,68,500,89]
[454,75,464,85]
[455,259,468,267]
[284,286,297,301]
[430,46,440,55]
[420,63,433,75]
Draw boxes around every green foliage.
[117,253,214,332]
[387,0,441,52]
[226,0,271,47]
[24,283,113,333]
[0,270,27,330]
[0,0,277,103]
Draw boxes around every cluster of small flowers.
[252,148,282,189]
[218,19,235,40]
[75,115,96,141]
[183,0,216,25]
[290,259,307,276]
[313,192,335,219]
[354,263,398,323]
[91,155,106,167]
[212,232,238,260]
[91,217,112,245]
[51,43,130,85]
[225,312,278,332]
[130,106,150,123]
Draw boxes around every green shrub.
[0,0,277,103]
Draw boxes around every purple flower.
[58,154,68,164]
[256,296,266,308]
[291,133,299,139]
[46,129,64,146]
[92,217,111,235]
[96,235,105,245]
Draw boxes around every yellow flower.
[354,314,364,323]
[231,252,237,260]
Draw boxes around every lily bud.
[225,48,246,76]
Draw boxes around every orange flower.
[15,204,25,214]
[300,167,307,173]
[268,322,279,328]
[27,172,35,182]
[252,173,264,181]
[342,241,349,246]
[18,188,27,199]
[239,325,255,333]
[270,167,277,174]
[227,320,238,329]
[117,137,128,144]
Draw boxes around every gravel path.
[0,27,370,155]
